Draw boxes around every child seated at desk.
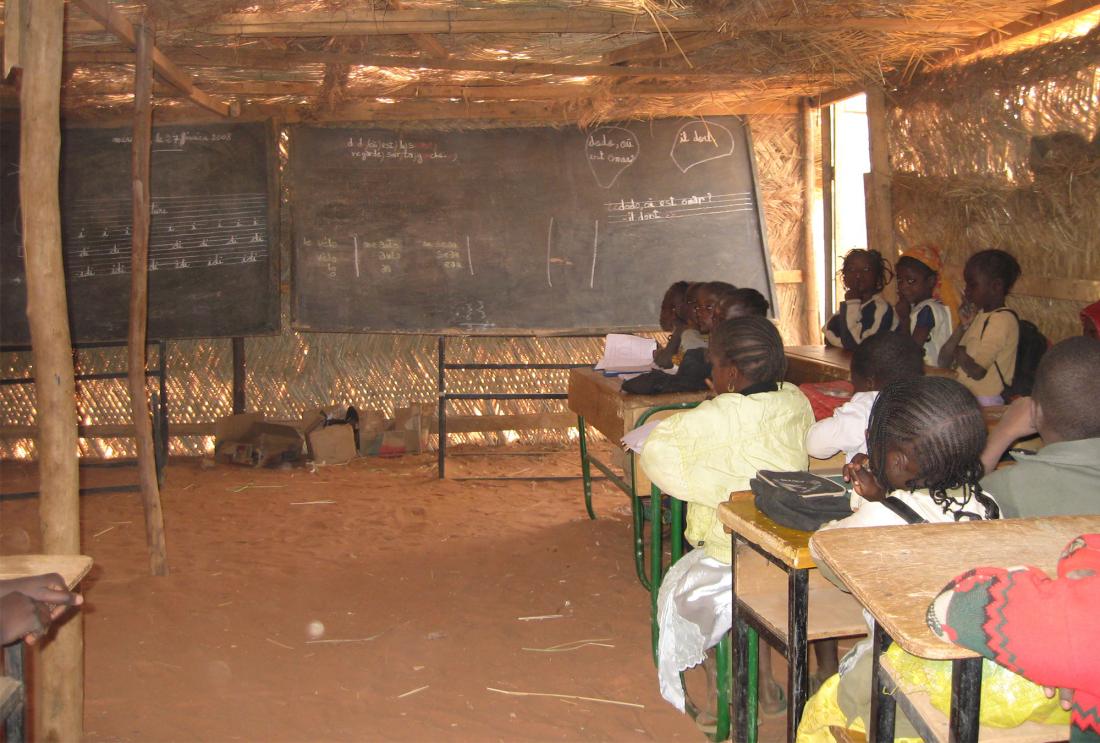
[939,249,1022,406]
[653,280,691,369]
[824,249,897,350]
[980,336,1100,517]
[806,332,924,466]
[894,245,954,366]
[798,376,1001,743]
[640,316,814,713]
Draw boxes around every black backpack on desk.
[621,347,711,394]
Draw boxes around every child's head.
[963,249,1021,311]
[866,377,986,499]
[849,332,925,393]
[722,288,770,320]
[708,316,786,395]
[684,282,705,329]
[841,249,892,301]
[1032,336,1100,443]
[895,253,939,307]
[1081,301,1100,339]
[659,281,690,331]
[695,281,737,334]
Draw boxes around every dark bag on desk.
[750,475,853,532]
[621,348,711,394]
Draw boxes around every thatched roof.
[1,0,1097,126]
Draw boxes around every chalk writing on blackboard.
[62,192,268,279]
[466,235,474,276]
[605,192,753,224]
[110,130,234,152]
[546,217,555,288]
[345,135,457,164]
[586,127,639,188]
[590,220,599,289]
[671,121,735,173]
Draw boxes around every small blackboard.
[0,121,279,344]
[288,117,776,335]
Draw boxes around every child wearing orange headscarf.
[894,245,957,366]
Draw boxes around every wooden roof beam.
[205,10,990,37]
[205,9,714,36]
[70,0,236,117]
[928,0,1100,66]
[603,32,727,65]
[810,0,1100,104]
[385,0,450,59]
[63,47,771,80]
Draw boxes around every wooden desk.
[718,492,866,743]
[811,516,1100,743]
[0,554,93,743]
[567,367,707,590]
[785,344,955,385]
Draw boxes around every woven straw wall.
[0,113,807,458]
[889,27,1099,342]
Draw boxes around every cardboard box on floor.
[301,406,359,464]
[214,413,303,467]
[359,404,432,457]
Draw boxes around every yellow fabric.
[797,674,923,743]
[639,382,813,563]
[957,309,1018,398]
[885,645,1071,728]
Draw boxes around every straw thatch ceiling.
[1,0,1096,125]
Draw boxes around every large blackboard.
[0,121,279,344]
[288,117,776,334]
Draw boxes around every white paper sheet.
[594,333,658,372]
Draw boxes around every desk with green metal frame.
[567,367,707,590]
[717,493,866,743]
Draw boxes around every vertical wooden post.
[130,19,169,576]
[232,337,246,414]
[820,105,836,314]
[799,98,821,344]
[865,86,898,298]
[19,2,84,740]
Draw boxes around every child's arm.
[652,324,684,368]
[639,401,738,509]
[938,303,975,368]
[958,310,1017,382]
[805,401,867,461]
[824,302,860,349]
[980,396,1037,474]
[897,302,932,349]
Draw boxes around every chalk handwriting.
[62,192,268,280]
[670,120,735,173]
[585,126,639,189]
[605,191,754,224]
[345,136,458,164]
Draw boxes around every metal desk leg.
[787,567,810,743]
[3,642,25,743]
[732,535,759,743]
[949,657,983,743]
[869,620,896,742]
[577,415,596,520]
[628,452,650,590]
[650,486,664,665]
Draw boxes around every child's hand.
[895,297,911,319]
[843,454,887,502]
[997,396,1038,440]
[959,302,977,327]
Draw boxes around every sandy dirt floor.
[1,444,791,742]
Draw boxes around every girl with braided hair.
[797,376,1002,743]
[824,248,898,350]
[641,316,814,716]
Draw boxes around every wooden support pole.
[799,98,821,344]
[820,105,836,314]
[19,2,84,740]
[232,337,246,415]
[864,86,897,294]
[129,21,169,577]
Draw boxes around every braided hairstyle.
[708,316,786,385]
[842,248,894,292]
[966,249,1021,293]
[866,376,999,520]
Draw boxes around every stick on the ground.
[486,687,644,709]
